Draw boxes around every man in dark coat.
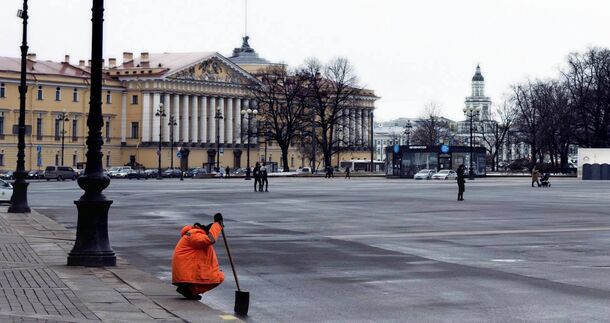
[260,164,269,192]
[456,164,466,201]
[253,162,261,192]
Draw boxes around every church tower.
[464,65,491,120]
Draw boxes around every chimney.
[79,60,85,67]
[122,52,133,63]
[64,55,70,63]
[108,58,117,68]
[141,52,149,63]
[27,53,36,61]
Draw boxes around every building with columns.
[0,39,378,172]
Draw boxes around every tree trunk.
[280,144,290,172]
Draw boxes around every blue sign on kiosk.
[393,144,400,154]
[440,144,450,153]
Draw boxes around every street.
[26,177,610,322]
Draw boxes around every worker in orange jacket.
[172,213,225,300]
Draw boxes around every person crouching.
[172,213,225,300]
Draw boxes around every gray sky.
[1,0,609,121]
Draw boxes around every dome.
[472,64,484,82]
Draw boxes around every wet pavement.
[26,177,610,322]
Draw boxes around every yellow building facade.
[0,41,377,172]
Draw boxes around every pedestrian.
[225,166,231,178]
[253,162,261,192]
[330,166,334,178]
[172,213,225,300]
[531,166,540,187]
[260,164,269,192]
[345,166,351,179]
[456,164,466,201]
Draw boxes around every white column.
[152,93,161,142]
[209,97,216,144]
[226,97,233,144]
[200,96,207,143]
[235,98,242,145]
[162,94,170,142]
[182,95,189,142]
[242,99,249,144]
[343,109,349,147]
[172,94,180,142]
[350,109,356,145]
[191,96,199,142]
[120,92,127,142]
[363,109,369,147]
[218,97,225,144]
[142,92,151,142]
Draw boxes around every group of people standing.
[253,162,269,192]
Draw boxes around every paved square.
[27,177,610,322]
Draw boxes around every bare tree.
[479,101,519,170]
[301,57,362,170]
[411,102,451,146]
[248,65,308,172]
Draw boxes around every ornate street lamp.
[168,116,177,170]
[155,103,166,179]
[463,106,481,180]
[9,0,31,213]
[58,111,70,165]
[214,106,223,172]
[68,0,116,266]
[241,108,258,180]
[404,120,413,146]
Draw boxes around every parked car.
[127,169,148,180]
[163,168,182,178]
[27,170,45,179]
[0,171,14,180]
[186,168,206,177]
[106,166,132,178]
[431,169,457,180]
[144,169,159,178]
[74,168,85,177]
[297,167,312,174]
[414,169,436,180]
[0,179,13,202]
[44,166,77,181]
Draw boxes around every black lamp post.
[168,116,177,170]
[67,0,115,266]
[369,110,374,172]
[155,103,166,179]
[464,106,480,180]
[241,108,257,180]
[214,106,223,172]
[9,0,31,213]
[59,111,69,165]
[404,120,412,146]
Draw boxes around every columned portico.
[152,93,161,142]
[162,94,170,142]
[172,94,180,142]
[218,97,225,144]
[226,97,233,145]
[200,96,208,143]
[190,95,199,143]
[235,98,242,145]
[142,92,151,142]
[181,95,189,143]
[209,97,216,144]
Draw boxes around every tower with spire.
[464,64,491,121]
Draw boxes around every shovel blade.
[234,290,249,316]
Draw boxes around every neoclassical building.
[0,38,378,171]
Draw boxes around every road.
[26,176,610,322]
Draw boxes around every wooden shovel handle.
[221,229,241,291]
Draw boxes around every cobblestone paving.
[0,229,99,322]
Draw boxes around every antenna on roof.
[244,0,248,36]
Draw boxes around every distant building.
[373,118,417,161]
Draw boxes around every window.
[37,86,43,100]
[131,122,139,139]
[54,118,61,140]
[105,119,111,141]
[0,153,4,166]
[72,119,78,140]
[55,154,59,165]
[0,112,4,136]
[131,95,138,104]
[72,154,77,166]
[0,83,5,98]
[106,154,110,167]
[55,87,61,101]
[36,116,43,139]
[106,91,112,104]
[72,88,78,102]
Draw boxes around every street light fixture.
[168,116,177,170]
[58,111,69,165]
[404,120,413,146]
[214,106,223,172]
[241,108,258,180]
[9,0,31,213]
[155,103,166,180]
[463,105,481,180]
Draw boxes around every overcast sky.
[1,0,609,121]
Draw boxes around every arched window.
[37,85,43,100]
[55,87,61,101]
[72,88,78,102]
[0,83,5,98]
[106,90,112,104]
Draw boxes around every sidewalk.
[0,206,242,323]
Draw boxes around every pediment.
[167,55,256,85]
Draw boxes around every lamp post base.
[8,181,31,213]
[245,167,251,180]
[468,170,476,180]
[67,199,116,267]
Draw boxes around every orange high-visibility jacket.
[172,223,225,285]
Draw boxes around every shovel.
[221,229,249,316]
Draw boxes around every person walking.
[531,166,540,187]
[345,166,351,179]
[325,166,330,178]
[456,164,466,201]
[260,163,269,192]
[253,162,261,192]
[172,213,225,300]
[330,166,334,178]
[225,166,231,178]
